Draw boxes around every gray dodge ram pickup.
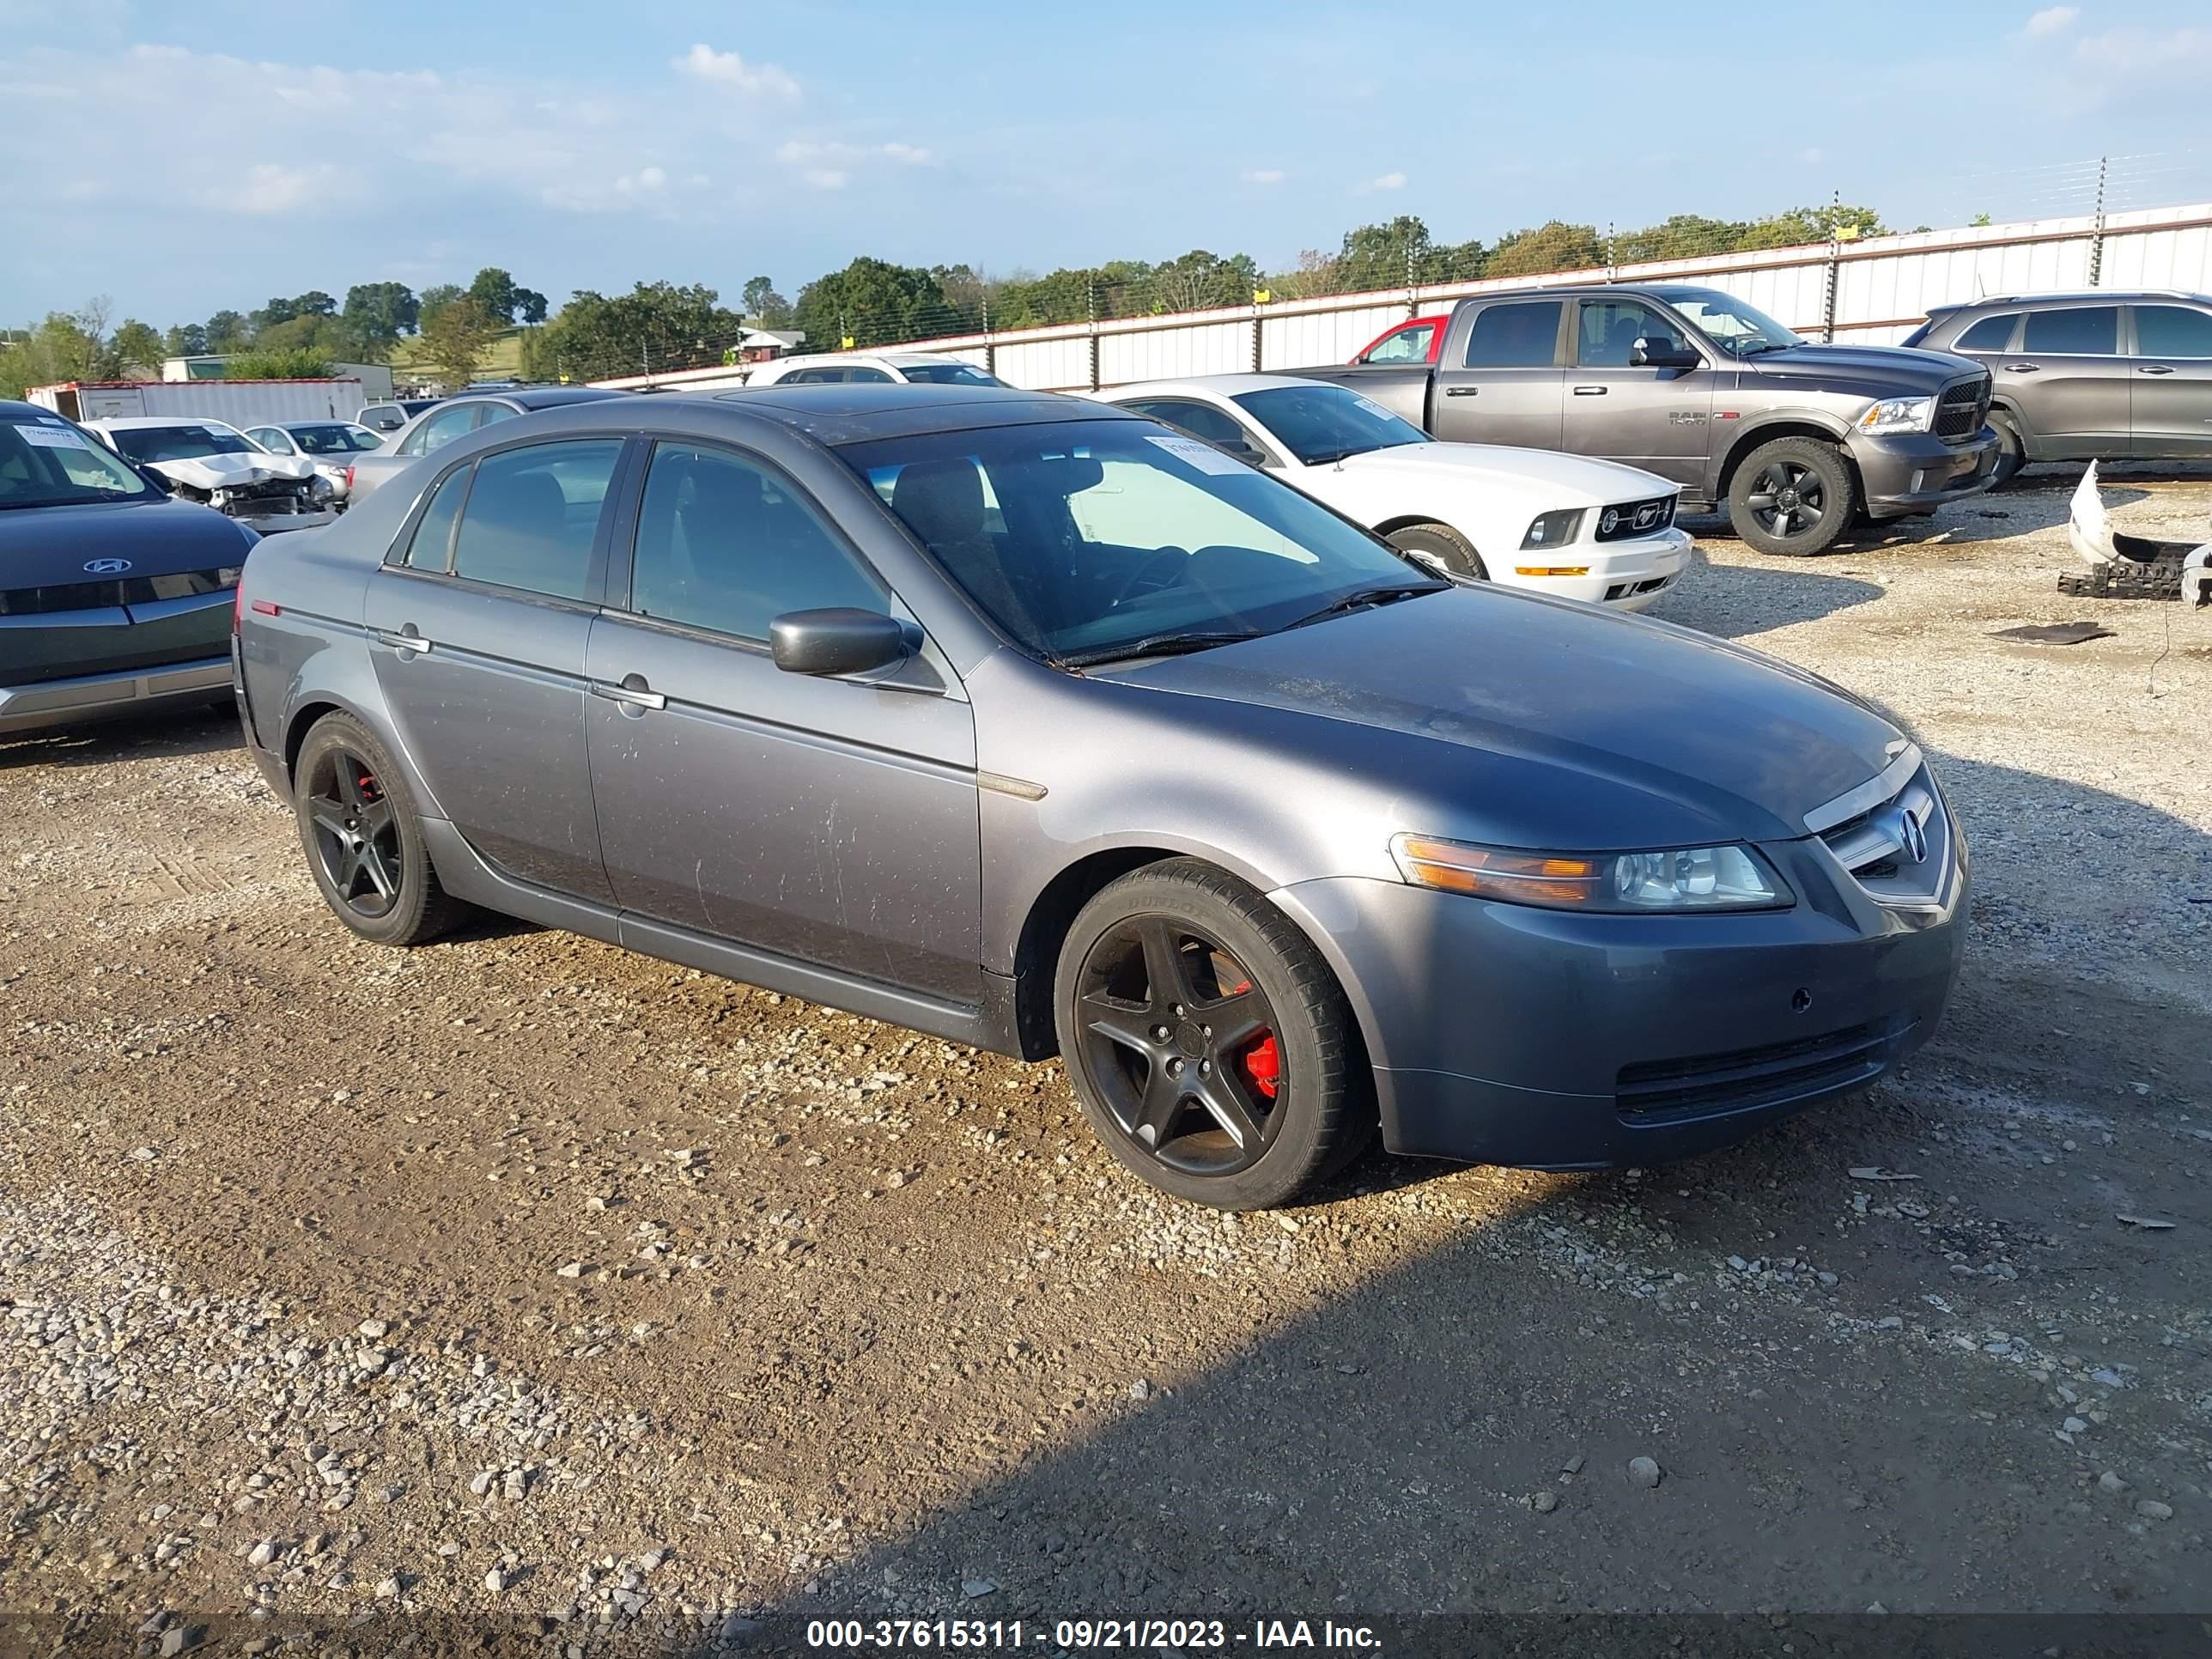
[1297,284,1998,556]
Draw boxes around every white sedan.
[240,420,390,504]
[1097,375,1692,610]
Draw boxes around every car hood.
[0,495,254,585]
[142,453,317,491]
[1100,587,1902,848]
[1334,441,1672,503]
[1733,341,1982,392]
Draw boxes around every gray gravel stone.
[1627,1456,1662,1489]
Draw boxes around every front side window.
[0,416,159,507]
[1363,323,1436,364]
[2133,305,2212,359]
[246,428,295,454]
[398,464,472,570]
[628,443,885,639]
[1231,385,1427,465]
[846,367,896,384]
[1121,399,1251,449]
[283,423,362,455]
[448,440,623,600]
[1953,313,2019,352]
[1577,300,1691,367]
[1462,301,1564,368]
[842,418,1435,666]
[2024,307,2118,356]
[106,423,255,463]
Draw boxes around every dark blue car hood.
[0,495,253,587]
[1105,586,1905,846]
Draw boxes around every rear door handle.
[591,677,666,711]
[1571,385,1607,396]
[2002,363,2040,374]
[1442,385,1479,398]
[2137,364,2175,375]
[373,628,434,654]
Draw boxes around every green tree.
[0,301,119,398]
[1143,249,1260,314]
[993,266,1104,329]
[227,346,336,379]
[794,257,950,349]
[1327,216,1481,291]
[525,282,744,382]
[1735,204,1884,250]
[418,296,501,390]
[162,322,209,357]
[1611,215,1747,264]
[1485,222,1606,279]
[109,319,165,374]
[465,268,549,326]
[741,276,793,325]
[343,282,420,357]
[204,310,247,353]
[416,284,465,328]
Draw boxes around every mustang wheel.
[1727,436,1857,556]
[1387,521,1487,580]
[1055,859,1370,1209]
[293,712,464,946]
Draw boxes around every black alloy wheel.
[304,746,402,919]
[1745,458,1828,543]
[1727,435,1857,556]
[1073,915,1287,1177]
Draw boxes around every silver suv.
[1902,290,2212,482]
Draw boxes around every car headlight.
[1857,397,1932,434]
[308,475,337,501]
[1390,834,1790,912]
[216,566,245,586]
[1520,508,1585,549]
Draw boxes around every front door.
[1431,297,1567,449]
[584,438,981,1002]
[2009,305,2130,458]
[2126,302,2212,458]
[1561,297,1714,487]
[362,437,628,902]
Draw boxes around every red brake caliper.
[1224,978,1280,1099]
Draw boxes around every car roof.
[468,386,629,410]
[1939,289,2209,307]
[85,415,246,429]
[1101,374,1319,399]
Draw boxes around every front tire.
[1987,411,2025,487]
[293,712,465,946]
[1387,522,1487,580]
[1727,437,1857,556]
[1054,860,1372,1210]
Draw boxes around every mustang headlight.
[1856,397,1932,434]
[1390,834,1790,912]
[1520,508,1586,549]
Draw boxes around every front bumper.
[1271,836,1966,1169]
[1851,428,1998,519]
[1510,526,1692,611]
[0,655,232,736]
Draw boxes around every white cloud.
[2023,5,2078,36]
[1368,170,1407,191]
[776,139,936,182]
[1242,167,1285,185]
[671,43,799,98]
[2057,26,2212,106]
[222,163,330,215]
[802,168,848,191]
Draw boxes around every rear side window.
[449,440,623,601]
[847,367,896,384]
[1953,313,2018,351]
[1364,323,1436,363]
[2134,305,2212,358]
[2023,307,2118,355]
[398,465,472,569]
[1462,301,1564,368]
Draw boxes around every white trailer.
[27,378,369,425]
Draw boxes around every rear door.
[362,436,630,902]
[2124,302,2212,458]
[1431,298,1567,449]
[2008,305,2130,457]
[1561,296,1714,485]
[583,439,981,1001]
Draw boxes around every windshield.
[842,417,1437,665]
[0,416,160,509]
[1662,289,1803,357]
[1231,384,1429,465]
[896,362,1006,386]
[287,423,382,454]
[106,423,255,463]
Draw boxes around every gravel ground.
[2,465,2209,1654]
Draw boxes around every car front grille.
[1933,376,1991,441]
[1594,495,1677,542]
[0,569,236,617]
[1817,763,1953,908]
[1617,1018,1909,1124]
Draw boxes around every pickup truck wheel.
[1988,412,2025,486]
[1728,437,1857,557]
[1386,522,1487,580]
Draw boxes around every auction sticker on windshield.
[17,425,90,449]
[1352,395,1396,421]
[1146,434,1246,475]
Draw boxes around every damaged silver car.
[87,416,337,536]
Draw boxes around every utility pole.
[1820,190,1844,344]
[2088,155,2109,287]
[1086,280,1100,392]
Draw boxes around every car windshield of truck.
[0,416,161,508]
[106,424,255,463]
[1231,384,1430,465]
[1662,289,1803,357]
[896,362,1006,386]
[842,417,1440,666]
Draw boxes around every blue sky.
[3,0,2209,326]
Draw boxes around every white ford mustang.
[1097,374,1692,610]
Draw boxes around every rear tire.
[1054,859,1372,1210]
[1988,411,2025,487]
[1387,522,1487,580]
[293,712,465,947]
[1727,436,1857,557]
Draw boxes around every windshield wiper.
[1283,580,1449,631]
[1056,629,1264,669]
[1735,340,1790,356]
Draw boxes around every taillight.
[233,585,246,633]
[344,465,356,491]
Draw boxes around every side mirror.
[1632,337,1701,371]
[769,608,909,677]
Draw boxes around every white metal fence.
[884,201,2212,393]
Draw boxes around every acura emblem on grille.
[1897,806,1928,865]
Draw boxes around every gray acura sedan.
[234,386,1966,1209]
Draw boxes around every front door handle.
[373,628,434,655]
[2002,363,2040,374]
[1571,385,1608,396]
[2137,364,2175,375]
[591,676,666,712]
[1442,385,1479,398]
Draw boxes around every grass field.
[387,325,529,385]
